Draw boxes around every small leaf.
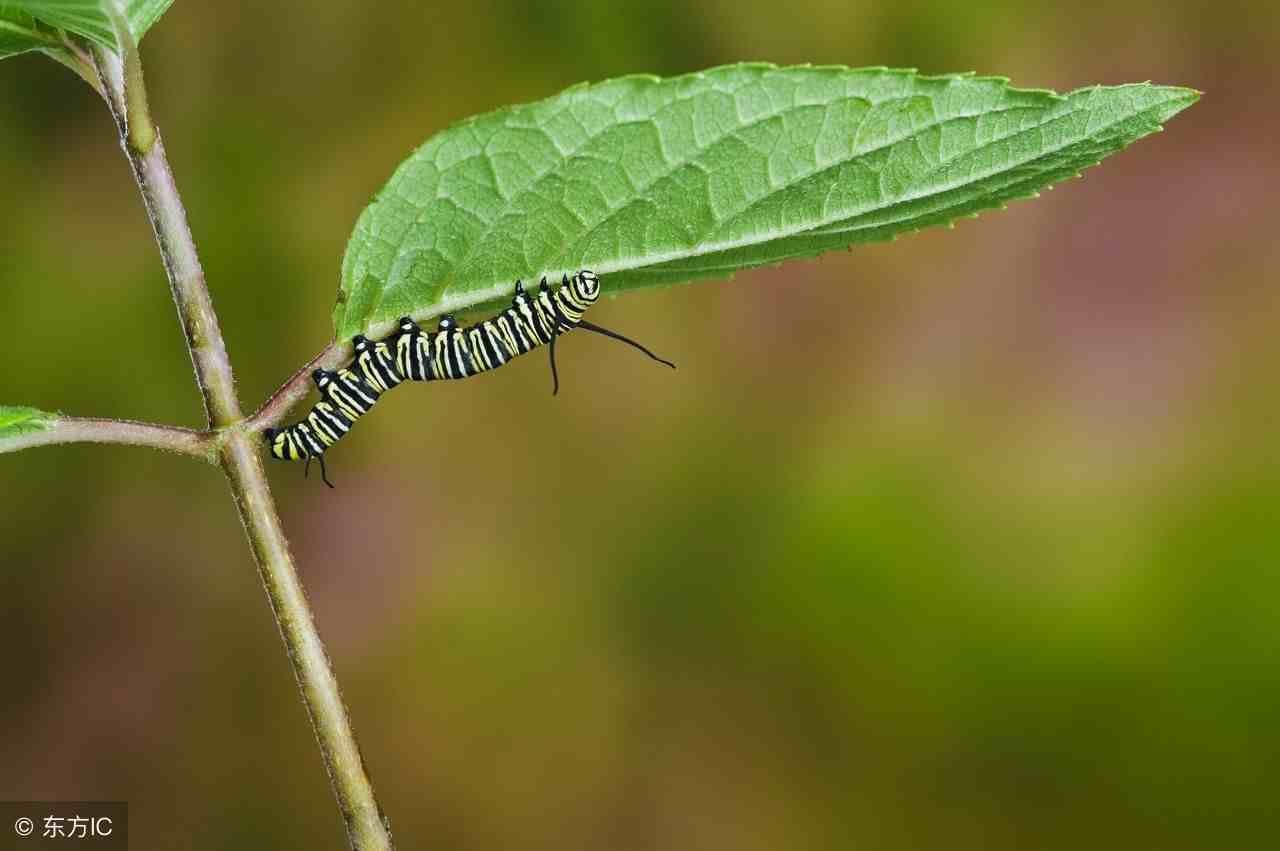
[0,405,58,439]
[337,64,1198,340]
[6,0,173,50]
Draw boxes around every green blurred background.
[2,1,1277,848]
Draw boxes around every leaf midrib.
[717,97,1091,243]
[550,100,1041,277]
[587,91,1163,272]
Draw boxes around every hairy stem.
[93,47,394,851]
[0,416,210,458]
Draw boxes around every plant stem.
[221,430,392,848]
[92,47,394,851]
[0,416,211,458]
[95,58,230,427]
[245,340,348,433]
[104,0,154,153]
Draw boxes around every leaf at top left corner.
[6,0,174,51]
[0,3,58,60]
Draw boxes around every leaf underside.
[338,63,1197,341]
[0,405,57,439]
[0,0,172,55]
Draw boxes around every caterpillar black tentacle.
[265,270,674,484]
[574,319,677,370]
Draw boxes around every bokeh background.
[2,1,1277,848]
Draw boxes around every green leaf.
[6,0,173,50]
[0,4,58,59]
[337,64,1198,340]
[0,405,58,439]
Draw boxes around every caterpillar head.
[352,334,370,352]
[398,316,418,334]
[263,427,285,459]
[573,270,601,303]
[311,368,331,388]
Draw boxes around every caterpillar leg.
[576,319,676,369]
[548,333,560,396]
[304,453,336,489]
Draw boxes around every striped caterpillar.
[265,270,674,486]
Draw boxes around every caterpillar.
[264,270,674,487]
